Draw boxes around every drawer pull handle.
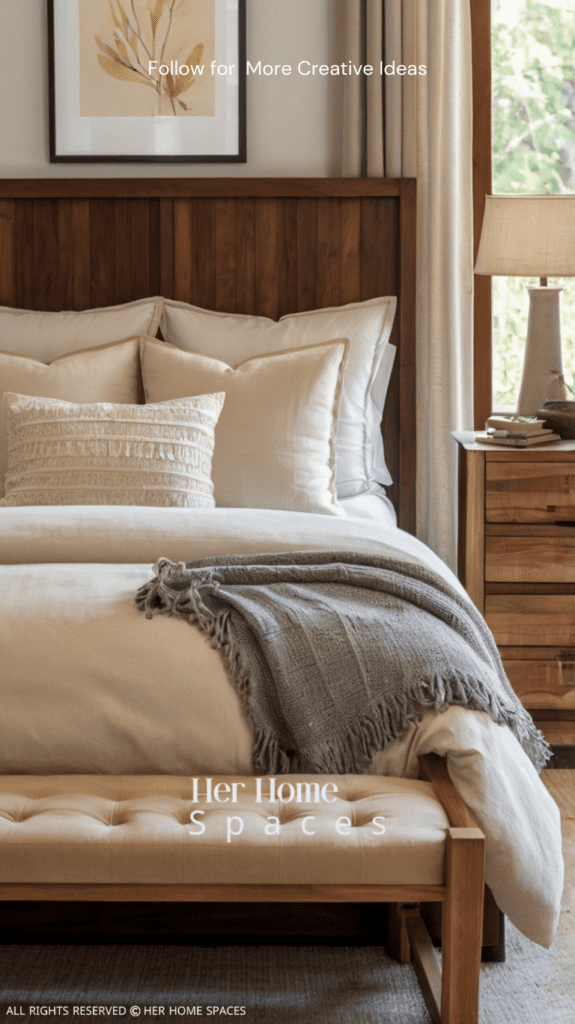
[555,656,575,687]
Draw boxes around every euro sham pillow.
[0,391,225,508]
[141,337,348,515]
[160,296,397,499]
[0,337,143,497]
[0,297,162,362]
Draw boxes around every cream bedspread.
[0,500,563,946]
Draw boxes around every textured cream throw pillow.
[0,392,225,508]
[0,338,142,497]
[141,337,348,515]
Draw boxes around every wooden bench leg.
[387,902,421,964]
[441,826,485,1024]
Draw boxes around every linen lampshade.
[475,195,575,415]
[475,195,575,277]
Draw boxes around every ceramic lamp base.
[516,287,568,416]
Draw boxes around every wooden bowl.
[537,400,575,439]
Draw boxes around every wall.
[0,0,338,177]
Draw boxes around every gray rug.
[1,918,573,1024]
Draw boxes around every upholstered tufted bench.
[0,754,484,1024]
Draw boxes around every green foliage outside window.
[492,0,575,410]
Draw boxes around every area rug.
[1,915,573,1024]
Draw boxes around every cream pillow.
[160,296,396,499]
[0,297,162,362]
[141,337,348,515]
[0,338,142,496]
[0,392,224,508]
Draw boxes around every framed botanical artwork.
[48,0,246,163]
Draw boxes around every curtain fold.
[340,0,474,571]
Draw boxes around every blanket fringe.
[137,567,551,774]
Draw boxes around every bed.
[0,177,563,953]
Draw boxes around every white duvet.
[0,497,563,947]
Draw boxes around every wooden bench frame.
[0,755,484,1024]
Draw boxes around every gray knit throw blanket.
[136,550,550,774]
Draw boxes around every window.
[489,1,575,411]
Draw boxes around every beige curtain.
[340,0,474,571]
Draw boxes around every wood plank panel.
[15,201,35,310]
[255,198,280,320]
[33,200,61,310]
[276,199,299,319]
[214,198,238,314]
[71,199,91,309]
[486,536,575,582]
[113,199,134,307]
[234,197,256,314]
[190,199,216,311]
[131,199,153,299]
[296,198,319,313]
[486,462,575,523]
[89,200,118,308]
[0,199,15,306]
[486,594,575,646]
[315,198,342,310]
[340,198,361,305]
[360,197,398,301]
[159,198,175,300]
[503,660,575,710]
[173,198,193,303]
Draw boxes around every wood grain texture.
[419,754,479,830]
[0,179,403,200]
[457,447,485,610]
[486,461,575,523]
[406,914,442,1024]
[486,594,575,646]
[0,882,445,904]
[0,199,15,306]
[503,660,575,710]
[0,180,416,530]
[486,536,575,582]
[441,827,485,1024]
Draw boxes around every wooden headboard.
[0,178,416,531]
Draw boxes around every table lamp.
[474,194,575,415]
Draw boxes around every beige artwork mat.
[79,0,215,117]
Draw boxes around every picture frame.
[47,0,246,163]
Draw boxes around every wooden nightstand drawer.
[486,462,575,523]
[503,654,575,710]
[485,536,575,582]
[486,594,575,646]
[457,434,575,718]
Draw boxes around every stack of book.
[477,416,561,448]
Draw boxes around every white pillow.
[0,337,142,496]
[0,392,224,509]
[160,296,397,499]
[141,337,348,515]
[0,297,162,362]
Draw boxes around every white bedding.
[0,498,563,947]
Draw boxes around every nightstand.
[455,431,575,730]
